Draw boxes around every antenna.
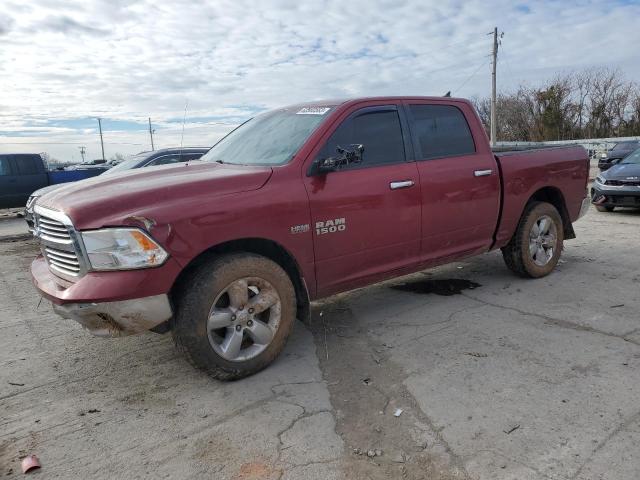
[180,101,188,160]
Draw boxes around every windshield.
[620,148,640,165]
[103,153,149,175]
[611,142,639,153]
[200,106,334,166]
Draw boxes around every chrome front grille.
[38,216,73,243]
[44,246,81,276]
[34,206,85,280]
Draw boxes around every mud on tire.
[501,201,564,278]
[172,253,296,380]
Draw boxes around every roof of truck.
[290,96,469,106]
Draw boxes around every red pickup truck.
[30,97,590,379]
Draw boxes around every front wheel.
[501,202,564,278]
[172,253,296,380]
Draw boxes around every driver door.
[303,105,421,297]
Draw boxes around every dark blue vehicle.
[0,153,107,209]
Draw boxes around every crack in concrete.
[388,303,483,349]
[315,300,473,480]
[460,293,640,347]
[274,407,337,480]
[569,408,640,480]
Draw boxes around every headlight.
[595,176,605,185]
[81,228,168,270]
[600,153,607,158]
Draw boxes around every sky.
[1,0,639,161]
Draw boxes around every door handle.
[390,180,415,190]
[474,169,493,177]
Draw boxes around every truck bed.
[493,145,589,248]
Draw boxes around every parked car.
[598,141,640,171]
[29,97,590,380]
[0,153,107,209]
[592,147,640,211]
[25,147,209,232]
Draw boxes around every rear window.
[409,105,476,160]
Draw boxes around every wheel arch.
[527,186,575,240]
[170,238,310,323]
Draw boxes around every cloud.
[0,12,13,35]
[34,15,109,36]
[0,0,639,159]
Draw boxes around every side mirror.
[314,144,364,175]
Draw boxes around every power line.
[454,60,489,95]
[498,44,517,89]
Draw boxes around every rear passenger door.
[304,105,421,297]
[404,101,500,262]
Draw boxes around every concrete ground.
[0,217,28,240]
[1,206,639,479]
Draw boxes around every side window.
[15,155,41,174]
[148,154,182,166]
[409,105,475,160]
[0,157,11,176]
[321,109,405,167]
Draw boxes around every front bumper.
[591,184,640,208]
[53,294,172,337]
[31,254,180,337]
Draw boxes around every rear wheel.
[595,205,614,212]
[501,202,564,278]
[172,253,296,380]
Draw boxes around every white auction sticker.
[296,107,331,115]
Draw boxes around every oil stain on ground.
[390,278,481,296]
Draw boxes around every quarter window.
[321,109,406,167]
[409,105,475,159]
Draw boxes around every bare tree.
[475,68,640,141]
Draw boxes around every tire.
[595,205,614,212]
[172,253,296,380]
[501,201,564,278]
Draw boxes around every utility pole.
[490,27,498,147]
[78,146,86,162]
[97,118,105,161]
[148,117,155,150]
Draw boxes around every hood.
[38,162,273,229]
[31,183,66,198]
[602,162,640,180]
